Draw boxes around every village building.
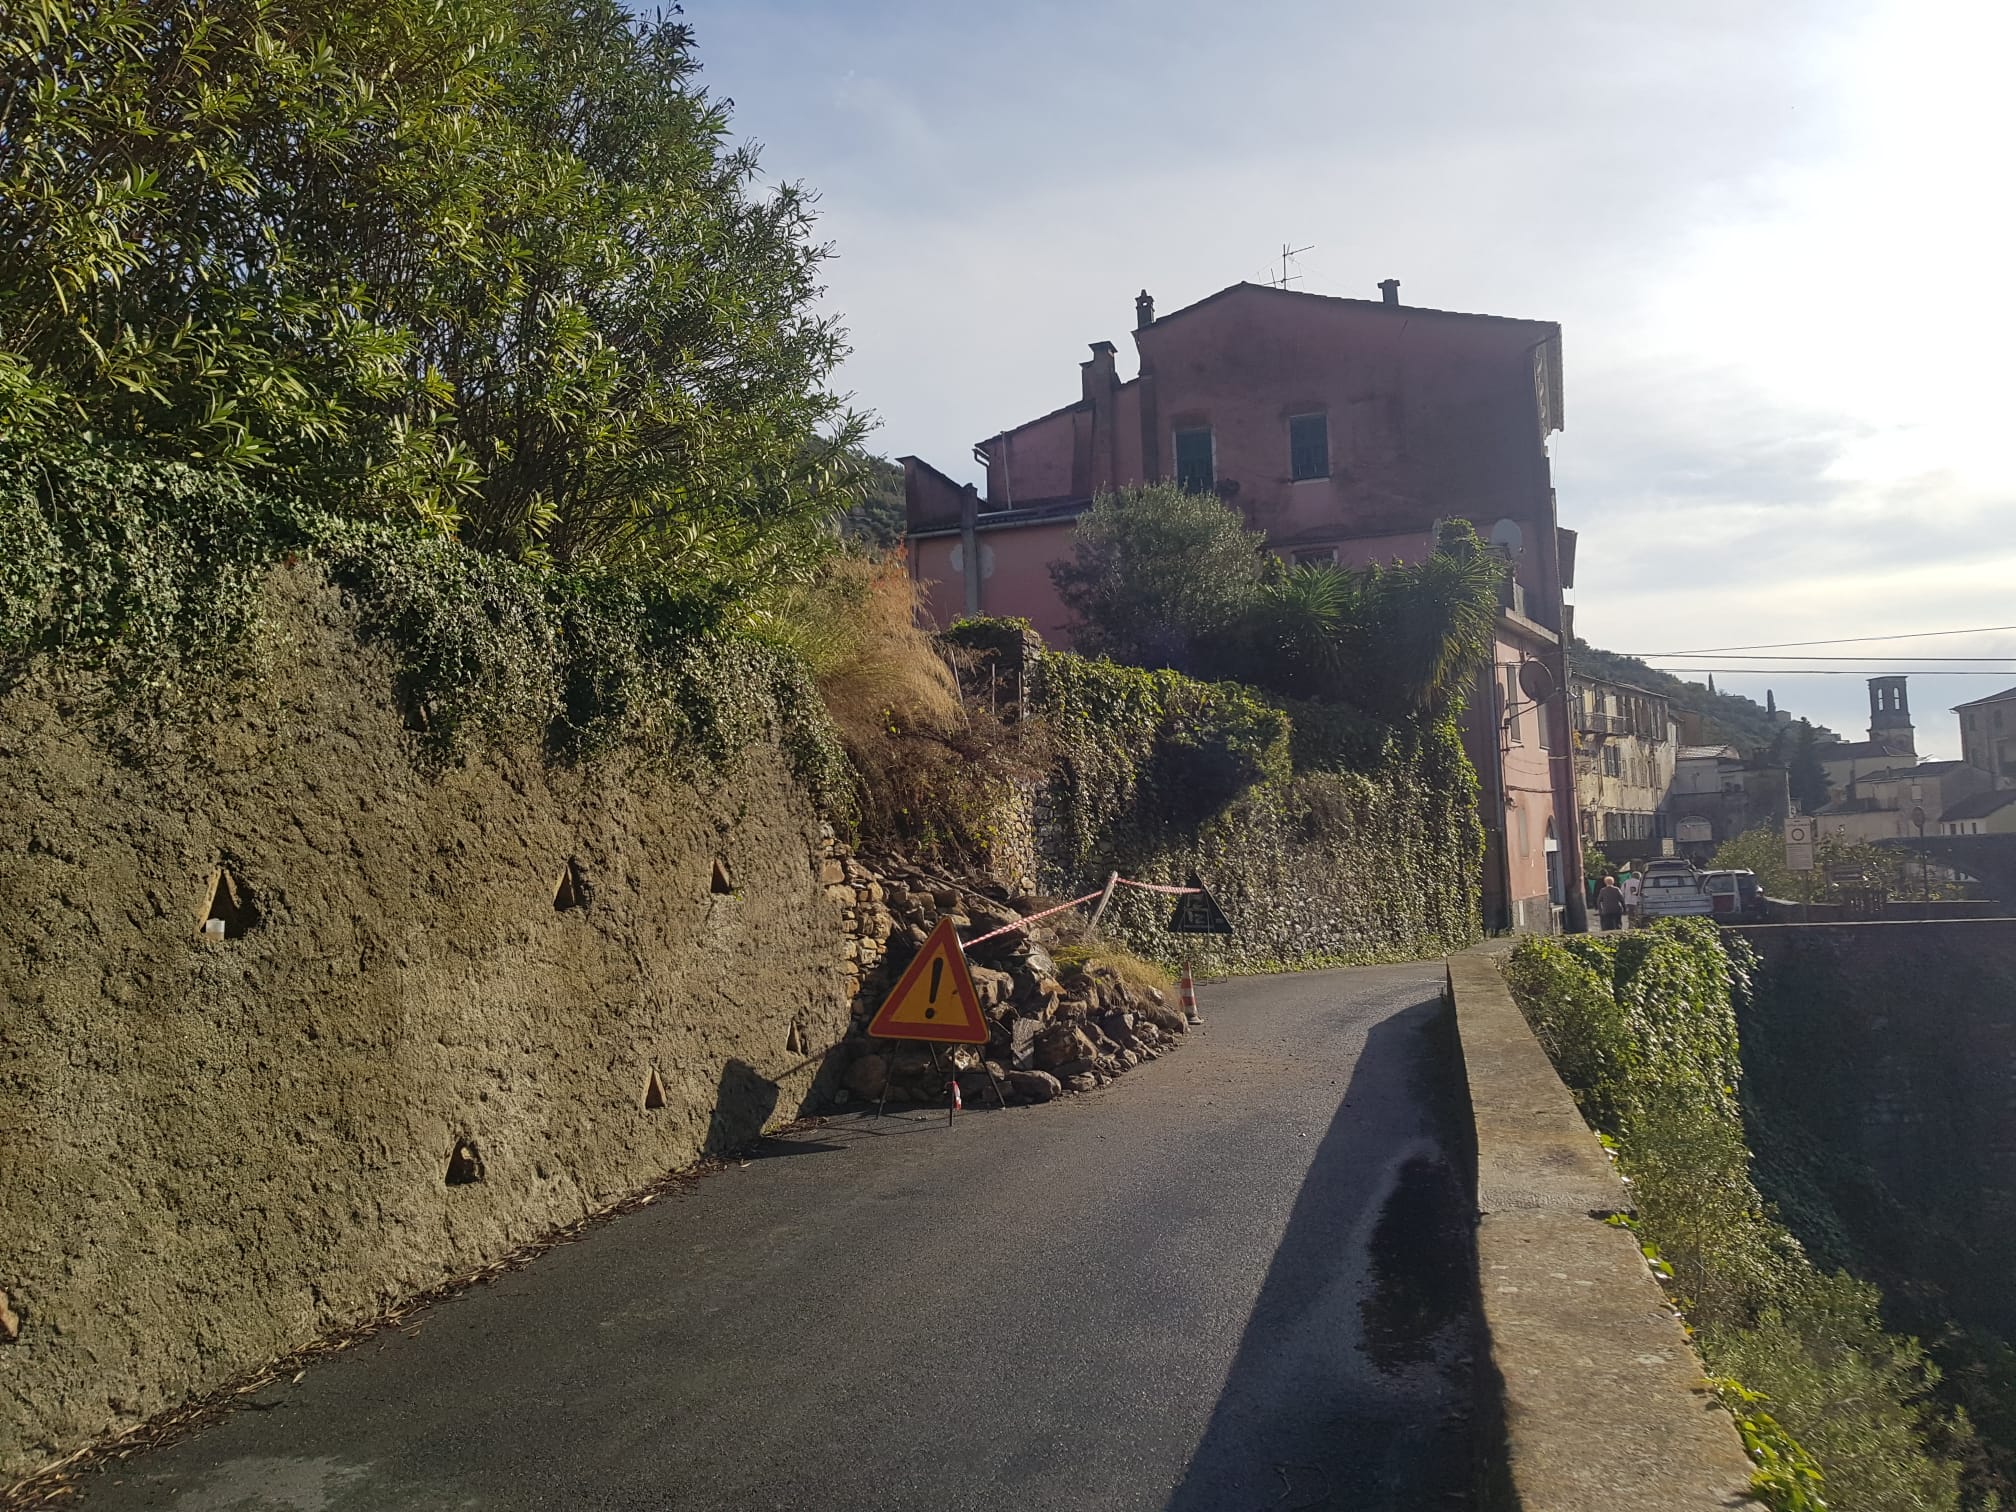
[1571,674,1678,857]
[1806,677,2006,841]
[1955,684,2016,784]
[1663,745,1791,857]
[1815,675,1917,795]
[902,279,1584,932]
[1938,789,2016,836]
[1820,760,1989,842]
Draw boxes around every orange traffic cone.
[1180,961,1201,1024]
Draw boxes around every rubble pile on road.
[818,834,1189,1109]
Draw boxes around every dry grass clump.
[757,552,1042,862]
[756,552,960,737]
[1050,937,1175,998]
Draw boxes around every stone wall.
[1735,919,2016,1335]
[941,623,1485,975]
[1037,754,1483,976]
[0,571,856,1478]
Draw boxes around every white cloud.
[692,0,2016,752]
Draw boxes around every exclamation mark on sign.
[925,958,943,1018]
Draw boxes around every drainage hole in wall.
[197,867,259,940]
[642,1065,668,1110]
[553,859,588,911]
[710,857,735,896]
[445,1141,487,1185]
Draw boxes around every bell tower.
[1868,675,1915,757]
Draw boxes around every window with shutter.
[1288,414,1328,480]
[1174,428,1214,492]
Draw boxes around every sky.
[689,0,2016,760]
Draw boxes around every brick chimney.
[1081,340,1117,399]
[1135,290,1155,329]
[1378,278,1400,307]
[1081,342,1119,493]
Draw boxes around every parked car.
[1700,868,1766,922]
[1637,864,1713,919]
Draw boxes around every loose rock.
[1007,1069,1061,1102]
[845,1054,889,1100]
[1034,1023,1097,1071]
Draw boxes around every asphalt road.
[71,961,1477,1512]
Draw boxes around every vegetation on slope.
[0,449,850,794]
[1053,483,1506,722]
[1568,640,1837,756]
[1506,922,1985,1511]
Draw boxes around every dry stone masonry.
[820,830,1188,1110]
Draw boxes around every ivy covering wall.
[1022,645,1484,972]
[0,448,847,796]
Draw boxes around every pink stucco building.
[903,280,1585,933]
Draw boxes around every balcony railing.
[1575,712,1625,735]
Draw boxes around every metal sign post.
[1166,875,1231,1025]
[1785,816,1816,873]
[1785,817,1816,923]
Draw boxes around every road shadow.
[1164,995,1479,1512]
[705,1059,780,1154]
[736,1135,849,1160]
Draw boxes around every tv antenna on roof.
[1271,242,1315,288]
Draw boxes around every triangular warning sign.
[865,917,988,1044]
[1167,874,1233,935]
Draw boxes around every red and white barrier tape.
[959,876,1203,947]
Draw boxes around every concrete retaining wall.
[1734,918,2016,1335]
[0,573,855,1478]
[1760,897,2010,924]
[1445,954,1757,1510]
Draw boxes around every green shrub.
[1718,1277,1966,1512]
[1031,653,1291,865]
[1048,484,1272,673]
[1049,490,1505,722]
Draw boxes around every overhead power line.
[1645,665,2016,677]
[1655,654,2016,664]
[1634,623,2016,656]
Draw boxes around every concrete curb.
[1445,954,1760,1511]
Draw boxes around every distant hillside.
[1567,640,1836,758]
[841,455,905,550]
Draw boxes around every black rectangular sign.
[1167,875,1233,935]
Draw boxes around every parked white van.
[1637,864,1713,919]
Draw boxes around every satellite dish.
[1517,659,1557,703]
[1489,518,1524,555]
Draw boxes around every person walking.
[1596,875,1627,932]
